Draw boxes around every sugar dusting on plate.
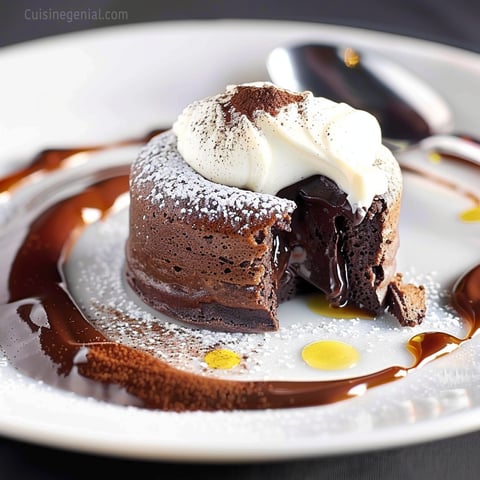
[65,205,465,383]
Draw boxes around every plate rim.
[1,18,480,462]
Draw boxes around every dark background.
[1,0,480,52]
[1,1,480,479]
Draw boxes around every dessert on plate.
[125,82,426,332]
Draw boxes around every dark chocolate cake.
[125,83,426,332]
[125,130,295,332]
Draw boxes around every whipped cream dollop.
[172,82,390,211]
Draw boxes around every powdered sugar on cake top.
[130,130,296,233]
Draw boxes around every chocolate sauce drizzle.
[0,133,479,412]
[0,129,164,193]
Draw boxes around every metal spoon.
[267,43,480,164]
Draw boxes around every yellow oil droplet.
[302,340,360,370]
[307,293,374,319]
[460,205,480,223]
[204,349,241,370]
[428,152,442,164]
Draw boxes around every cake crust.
[126,130,295,332]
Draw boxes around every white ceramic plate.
[0,19,480,462]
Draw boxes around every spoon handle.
[390,133,480,204]
[418,133,480,167]
[385,133,480,168]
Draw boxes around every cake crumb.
[386,273,427,326]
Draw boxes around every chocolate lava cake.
[125,83,426,332]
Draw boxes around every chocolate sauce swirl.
[0,134,479,412]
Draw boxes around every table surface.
[1,1,480,479]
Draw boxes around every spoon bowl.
[267,43,480,165]
[267,43,453,142]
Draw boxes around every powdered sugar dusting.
[65,207,467,383]
[130,130,296,233]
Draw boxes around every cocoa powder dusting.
[80,343,267,411]
[222,85,304,123]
